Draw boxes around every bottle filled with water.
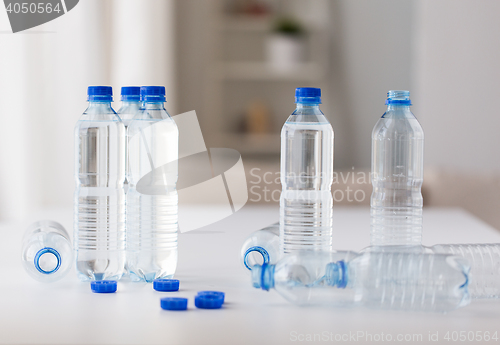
[280,88,334,253]
[252,250,470,312]
[371,90,424,246]
[240,222,280,270]
[22,220,73,283]
[74,86,126,281]
[126,86,179,282]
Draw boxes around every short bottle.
[126,86,179,282]
[74,86,126,281]
[240,222,280,270]
[280,88,334,253]
[253,251,470,312]
[22,221,73,283]
[370,90,424,246]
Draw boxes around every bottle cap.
[195,294,224,309]
[140,86,166,102]
[385,90,412,105]
[295,87,321,104]
[153,279,180,292]
[161,297,188,311]
[121,86,140,101]
[196,291,225,303]
[91,280,117,293]
[87,86,113,102]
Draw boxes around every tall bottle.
[126,86,179,282]
[280,87,334,253]
[74,86,126,281]
[371,90,424,246]
[252,251,470,312]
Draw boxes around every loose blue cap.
[161,297,188,311]
[197,291,225,304]
[141,86,166,102]
[87,86,112,102]
[295,87,321,104]
[153,279,179,292]
[121,86,140,101]
[385,90,412,105]
[195,294,224,309]
[91,280,117,293]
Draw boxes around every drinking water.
[371,90,424,246]
[74,86,126,281]
[126,86,179,282]
[22,221,73,283]
[240,222,280,270]
[252,251,470,312]
[280,88,333,253]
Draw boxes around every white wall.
[413,0,500,173]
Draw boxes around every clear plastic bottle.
[371,90,424,246]
[240,222,280,270]
[74,86,126,281]
[126,86,179,282]
[253,251,470,312]
[22,221,73,283]
[280,87,334,253]
[431,244,500,299]
[117,86,141,193]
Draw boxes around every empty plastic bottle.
[126,86,179,282]
[22,221,73,283]
[431,244,500,299]
[280,87,333,253]
[240,222,280,270]
[371,90,424,246]
[74,86,126,281]
[253,251,470,312]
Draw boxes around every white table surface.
[1,205,500,345]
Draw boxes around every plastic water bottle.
[74,86,126,281]
[252,251,470,312]
[280,87,333,253]
[240,222,280,270]
[371,90,424,246]
[22,221,73,283]
[126,86,179,282]
[431,244,500,299]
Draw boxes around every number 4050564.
[444,331,498,342]
[6,2,62,14]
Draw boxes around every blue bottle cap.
[385,90,412,105]
[87,86,113,102]
[161,297,188,311]
[91,280,117,293]
[121,86,140,101]
[196,291,225,303]
[153,279,180,292]
[295,87,321,104]
[140,86,166,102]
[195,294,224,309]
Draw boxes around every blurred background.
[0,0,499,229]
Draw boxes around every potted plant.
[266,16,305,71]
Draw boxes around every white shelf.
[216,61,325,82]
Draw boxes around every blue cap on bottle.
[87,86,113,102]
[161,297,188,311]
[140,86,166,102]
[295,87,321,104]
[195,294,224,309]
[153,279,180,292]
[91,280,117,293]
[385,90,412,105]
[121,86,140,101]
[196,291,225,303]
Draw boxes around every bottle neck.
[292,103,323,115]
[87,101,113,111]
[386,104,411,111]
[121,101,140,107]
[143,101,165,110]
